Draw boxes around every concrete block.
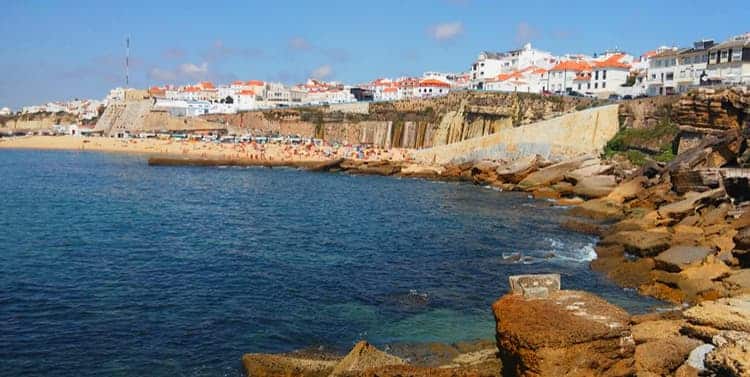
[509,274,561,298]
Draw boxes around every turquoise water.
[0,150,658,376]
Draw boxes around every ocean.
[0,150,660,376]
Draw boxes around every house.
[237,90,257,111]
[547,60,592,93]
[589,53,633,96]
[470,43,555,89]
[416,79,450,98]
[675,39,714,92]
[647,47,680,96]
[484,66,547,93]
[706,33,750,85]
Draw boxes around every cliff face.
[674,87,750,153]
[201,91,593,148]
[0,112,84,132]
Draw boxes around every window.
[603,70,607,80]
[587,83,591,89]
[595,70,599,80]
[728,49,733,62]
[666,73,674,81]
[578,83,581,90]
[594,83,598,89]
[602,82,606,88]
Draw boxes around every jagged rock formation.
[674,87,750,155]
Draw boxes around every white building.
[470,43,555,89]
[415,79,450,98]
[647,47,680,96]
[546,60,592,93]
[0,107,11,116]
[675,40,714,92]
[589,53,633,96]
[484,67,547,93]
[706,33,750,85]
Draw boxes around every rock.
[685,343,715,372]
[672,225,706,246]
[631,319,684,344]
[307,158,345,172]
[555,196,585,206]
[517,155,594,189]
[634,336,702,375]
[724,269,750,290]
[329,341,405,376]
[399,164,443,178]
[631,319,685,344]
[680,323,722,342]
[565,162,614,181]
[591,255,655,288]
[657,188,726,219]
[495,155,542,184]
[507,274,560,299]
[674,363,700,377]
[735,227,750,249]
[241,353,337,377]
[560,218,602,236]
[671,260,732,301]
[606,176,646,203]
[654,245,713,272]
[683,295,750,332]
[705,331,750,377]
[493,290,632,377]
[568,198,624,221]
[601,229,672,257]
[571,175,617,198]
[530,187,559,200]
[639,281,687,303]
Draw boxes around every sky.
[1,0,749,109]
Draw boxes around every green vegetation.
[603,119,678,165]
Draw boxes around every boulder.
[683,295,750,332]
[492,290,632,377]
[568,198,624,221]
[329,341,405,376]
[495,155,542,184]
[684,343,715,372]
[517,155,594,189]
[564,162,614,182]
[657,188,726,219]
[601,229,672,257]
[654,245,713,272]
[571,175,617,198]
[241,354,337,377]
[634,336,702,376]
[724,269,750,290]
[734,227,750,249]
[399,164,443,178]
[631,319,684,344]
[705,331,750,377]
[606,176,646,203]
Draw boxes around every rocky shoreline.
[233,87,749,376]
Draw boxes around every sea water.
[0,150,660,376]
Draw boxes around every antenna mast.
[125,36,130,87]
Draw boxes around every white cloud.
[148,67,177,82]
[289,37,311,51]
[428,21,463,42]
[178,62,208,79]
[311,65,333,80]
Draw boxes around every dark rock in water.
[383,290,430,310]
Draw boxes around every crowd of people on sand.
[74,137,413,162]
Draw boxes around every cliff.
[201,91,595,148]
[0,111,89,133]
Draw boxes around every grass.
[604,119,678,166]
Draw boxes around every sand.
[0,136,412,163]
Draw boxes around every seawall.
[412,104,620,164]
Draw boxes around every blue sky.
[1,0,748,108]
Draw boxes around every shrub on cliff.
[604,119,678,165]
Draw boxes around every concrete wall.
[325,102,370,114]
[412,104,620,164]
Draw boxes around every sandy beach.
[0,136,412,163]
